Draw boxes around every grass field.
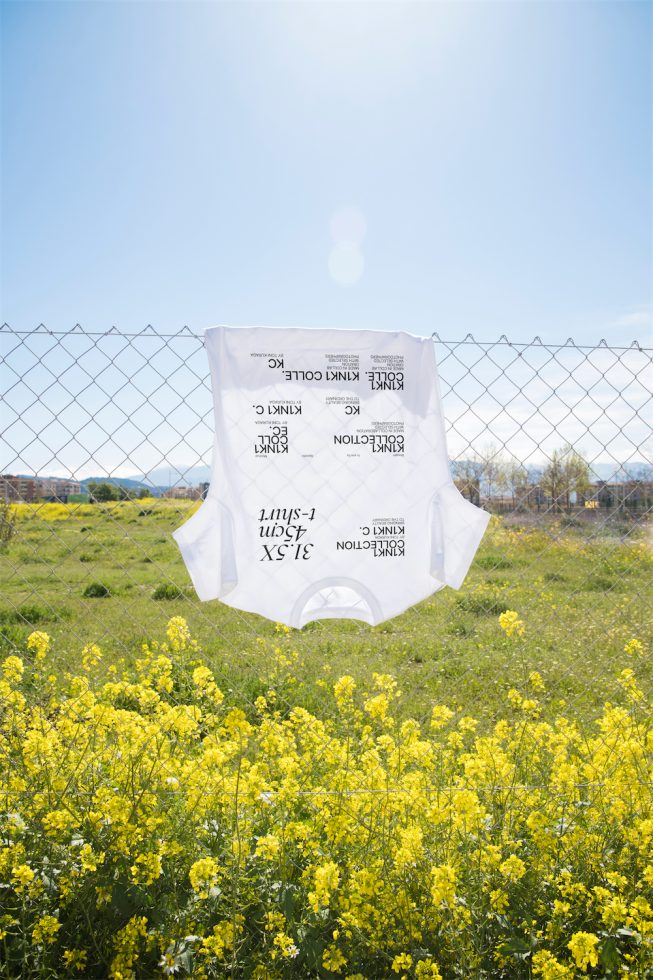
[1,501,652,978]
[0,500,650,727]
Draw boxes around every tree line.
[86,482,151,502]
[453,443,649,511]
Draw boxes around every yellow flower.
[265,910,286,933]
[624,638,644,657]
[457,715,478,734]
[363,692,389,721]
[334,675,356,706]
[109,915,148,980]
[617,668,644,703]
[62,949,88,972]
[372,671,399,696]
[95,885,112,906]
[189,856,220,898]
[166,616,191,652]
[322,944,347,972]
[499,610,525,638]
[430,864,456,906]
[11,863,34,893]
[600,893,629,929]
[489,888,509,913]
[79,844,104,873]
[430,704,454,731]
[532,950,574,979]
[528,670,545,692]
[255,834,281,860]
[201,919,239,959]
[26,630,49,661]
[272,932,299,959]
[192,665,224,705]
[507,688,523,709]
[499,855,526,882]
[394,824,424,870]
[309,861,340,912]
[3,609,653,975]
[81,643,102,671]
[32,914,61,945]
[42,809,75,839]
[392,953,413,972]
[567,931,599,971]
[415,961,443,980]
[2,655,24,684]
[130,852,162,886]
[192,664,213,687]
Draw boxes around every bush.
[560,515,584,529]
[583,574,618,593]
[0,603,70,626]
[0,619,651,978]
[153,582,185,601]
[82,581,112,598]
[0,497,16,547]
[456,584,511,616]
[474,554,514,570]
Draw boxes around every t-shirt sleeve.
[172,498,237,602]
[431,483,491,590]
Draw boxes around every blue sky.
[1,0,651,346]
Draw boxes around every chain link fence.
[0,324,652,977]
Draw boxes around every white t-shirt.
[173,325,490,628]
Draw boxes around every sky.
[1,0,651,482]
[1,0,651,347]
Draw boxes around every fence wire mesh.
[0,324,652,978]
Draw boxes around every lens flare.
[328,242,365,286]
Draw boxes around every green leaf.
[178,949,194,974]
[497,938,531,959]
[599,938,620,972]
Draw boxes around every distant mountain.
[14,459,652,495]
[131,465,212,487]
[14,473,156,490]
[589,461,652,481]
[450,459,652,490]
[136,460,651,489]
[79,476,157,491]
[9,474,166,497]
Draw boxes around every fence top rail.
[0,323,650,352]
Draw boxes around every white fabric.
[173,325,491,628]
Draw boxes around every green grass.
[0,500,651,729]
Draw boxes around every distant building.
[514,484,545,510]
[39,478,82,500]
[0,474,39,502]
[161,486,202,500]
[0,474,81,502]
[592,480,653,511]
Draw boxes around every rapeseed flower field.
[0,616,651,977]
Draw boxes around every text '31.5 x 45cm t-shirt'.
[172,325,491,628]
